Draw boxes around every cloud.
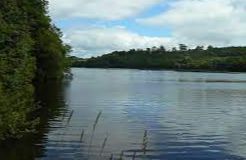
[49,0,246,57]
[48,0,162,20]
[137,0,246,46]
[63,26,175,57]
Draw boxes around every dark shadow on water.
[0,81,70,160]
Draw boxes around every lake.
[1,68,246,160]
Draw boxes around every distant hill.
[71,45,246,72]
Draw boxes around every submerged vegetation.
[72,45,246,72]
[0,0,70,141]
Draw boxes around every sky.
[48,0,246,57]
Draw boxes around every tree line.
[71,44,246,72]
[0,0,70,141]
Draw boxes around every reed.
[142,130,148,155]
[68,109,150,160]
[61,110,67,122]
[119,151,124,160]
[80,129,85,142]
[88,111,103,156]
[66,110,74,126]
[93,111,102,131]
[109,154,114,160]
[56,110,74,147]
[132,151,136,160]
[99,133,109,157]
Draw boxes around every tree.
[146,48,151,53]
[152,46,158,52]
[195,46,204,51]
[207,45,214,50]
[179,44,188,51]
[71,45,246,72]
[172,47,177,52]
[0,0,71,140]
[159,45,166,53]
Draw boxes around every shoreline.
[71,67,246,74]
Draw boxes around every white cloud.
[137,0,246,46]
[63,26,175,57]
[49,0,246,57]
[48,0,162,20]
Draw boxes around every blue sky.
[55,18,172,37]
[53,1,172,37]
[48,0,246,57]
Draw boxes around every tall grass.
[109,154,114,160]
[93,111,102,131]
[56,109,74,147]
[132,151,136,160]
[142,130,148,155]
[99,133,109,157]
[66,110,74,126]
[57,109,150,160]
[80,129,85,142]
[119,151,124,160]
[88,111,103,156]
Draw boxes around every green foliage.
[72,46,246,72]
[0,0,70,141]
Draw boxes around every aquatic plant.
[93,111,102,131]
[119,151,124,160]
[142,130,148,155]
[132,151,136,160]
[109,154,114,160]
[66,110,74,126]
[99,133,109,157]
[88,111,103,156]
[62,109,151,160]
[80,129,85,142]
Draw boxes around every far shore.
[72,67,246,74]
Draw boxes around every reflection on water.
[1,68,246,160]
[0,81,69,160]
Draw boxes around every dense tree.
[0,0,70,141]
[195,46,204,51]
[72,46,246,72]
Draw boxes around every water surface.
[2,68,246,160]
